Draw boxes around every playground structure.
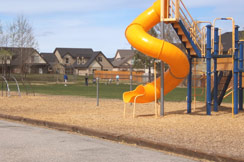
[123,0,244,117]
[1,75,35,97]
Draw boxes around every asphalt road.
[0,120,197,162]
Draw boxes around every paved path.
[0,120,197,162]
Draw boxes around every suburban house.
[111,49,135,71]
[221,30,244,54]
[40,52,64,74]
[0,47,47,74]
[53,48,113,75]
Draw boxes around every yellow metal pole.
[124,103,126,118]
[232,54,234,118]
[219,28,222,55]
[193,59,196,111]
[133,101,136,118]
[213,17,235,55]
[175,0,180,21]
[161,0,164,21]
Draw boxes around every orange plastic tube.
[123,0,189,103]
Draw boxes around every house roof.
[72,51,100,68]
[94,51,114,67]
[221,30,244,53]
[40,53,58,65]
[0,47,39,66]
[116,49,134,59]
[108,58,114,62]
[112,49,135,67]
[54,48,94,58]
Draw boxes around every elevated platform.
[216,57,233,71]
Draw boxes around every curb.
[0,114,243,162]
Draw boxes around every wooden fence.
[94,71,145,82]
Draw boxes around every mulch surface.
[0,95,244,161]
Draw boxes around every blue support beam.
[206,25,212,115]
[234,25,239,114]
[178,20,201,57]
[187,55,192,113]
[239,41,244,111]
[213,28,219,112]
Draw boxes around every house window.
[97,56,102,62]
[81,57,85,64]
[77,57,81,65]
[66,58,69,64]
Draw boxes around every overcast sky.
[0,0,243,58]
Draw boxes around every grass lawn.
[6,83,136,100]
[3,81,233,102]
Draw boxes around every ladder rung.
[182,35,188,42]
[186,42,192,48]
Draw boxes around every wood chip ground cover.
[0,95,243,159]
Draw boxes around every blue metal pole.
[206,25,212,115]
[187,55,192,113]
[213,28,219,112]
[234,25,239,114]
[239,42,244,111]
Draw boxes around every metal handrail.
[212,17,235,55]
[179,0,202,44]
[169,0,203,51]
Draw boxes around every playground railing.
[164,0,203,54]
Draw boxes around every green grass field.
[2,81,233,103]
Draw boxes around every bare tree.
[7,15,38,76]
[0,49,12,76]
[0,21,12,76]
[154,23,181,43]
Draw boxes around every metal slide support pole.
[160,61,164,116]
[187,55,192,113]
[234,25,239,114]
[206,25,212,115]
[213,28,219,112]
[239,41,244,111]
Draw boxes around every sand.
[0,95,244,160]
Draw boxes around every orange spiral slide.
[123,0,190,103]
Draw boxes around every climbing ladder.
[211,71,232,105]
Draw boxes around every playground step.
[181,35,188,42]
[171,22,197,56]
[186,42,192,49]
